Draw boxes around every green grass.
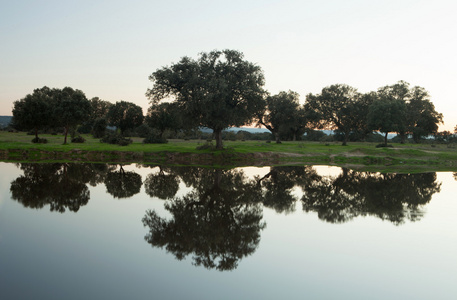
[1,131,457,171]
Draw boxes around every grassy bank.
[1,131,457,171]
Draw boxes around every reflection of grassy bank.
[1,131,457,171]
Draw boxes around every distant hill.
[0,116,12,128]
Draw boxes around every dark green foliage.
[368,98,407,146]
[305,84,366,146]
[135,123,152,138]
[100,132,132,146]
[143,133,168,144]
[258,90,306,143]
[303,130,328,141]
[147,49,266,150]
[54,87,91,144]
[92,118,108,138]
[12,86,55,140]
[146,102,182,138]
[375,143,393,148]
[107,101,144,135]
[71,136,86,143]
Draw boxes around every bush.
[32,137,48,144]
[375,144,393,148]
[71,136,86,143]
[143,133,168,144]
[196,141,215,150]
[100,133,132,146]
[135,124,152,138]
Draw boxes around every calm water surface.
[0,162,456,299]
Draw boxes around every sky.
[1,0,456,130]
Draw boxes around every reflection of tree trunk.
[384,132,388,146]
[214,129,223,150]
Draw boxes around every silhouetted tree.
[147,50,266,149]
[107,101,144,135]
[305,84,362,145]
[12,86,55,140]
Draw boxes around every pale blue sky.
[1,0,456,130]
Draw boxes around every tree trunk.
[64,126,69,144]
[384,132,388,146]
[400,133,406,144]
[214,129,223,150]
[35,128,38,140]
[274,132,281,144]
[342,132,349,146]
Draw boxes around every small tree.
[12,86,55,141]
[107,101,144,135]
[367,99,407,146]
[305,84,362,146]
[146,102,182,139]
[54,87,91,144]
[257,91,301,143]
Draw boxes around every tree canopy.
[305,84,363,145]
[12,86,55,140]
[147,49,266,149]
[257,90,304,143]
[106,101,144,135]
[54,87,91,144]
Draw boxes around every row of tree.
[12,50,444,148]
[147,50,444,148]
[12,87,145,143]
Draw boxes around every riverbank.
[1,131,457,172]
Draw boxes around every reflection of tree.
[104,165,142,199]
[9,163,108,213]
[143,166,179,200]
[142,169,265,271]
[257,166,319,214]
[302,169,441,225]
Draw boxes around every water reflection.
[143,166,179,200]
[256,166,319,214]
[9,163,104,213]
[8,163,444,270]
[302,169,442,225]
[142,169,265,271]
[104,164,142,199]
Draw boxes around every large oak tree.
[147,50,266,149]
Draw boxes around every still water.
[0,162,456,299]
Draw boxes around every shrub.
[135,124,152,138]
[71,136,86,143]
[100,133,132,146]
[32,137,48,144]
[143,133,168,144]
[375,144,393,148]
